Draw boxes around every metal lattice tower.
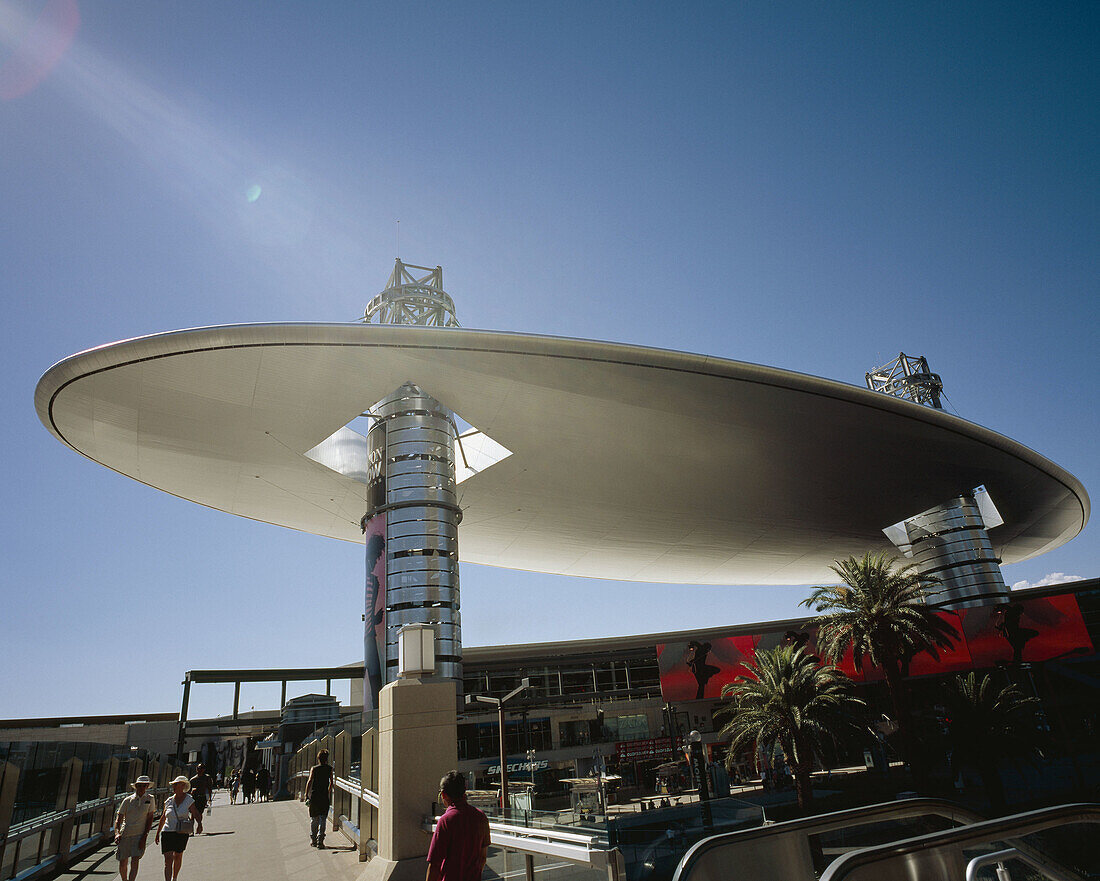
[363,258,460,327]
[866,352,944,409]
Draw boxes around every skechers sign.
[486,760,550,775]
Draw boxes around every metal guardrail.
[671,797,986,881]
[5,796,113,845]
[335,775,379,808]
[483,819,610,868]
[819,802,1100,881]
[966,847,1082,881]
[304,769,611,869]
[3,788,171,881]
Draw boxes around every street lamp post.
[466,678,530,819]
[686,729,712,829]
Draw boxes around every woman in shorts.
[155,775,203,881]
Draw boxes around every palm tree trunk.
[977,757,1007,813]
[882,662,918,773]
[792,735,814,815]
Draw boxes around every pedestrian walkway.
[58,791,363,881]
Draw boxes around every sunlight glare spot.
[0,0,80,101]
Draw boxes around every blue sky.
[1,1,1096,720]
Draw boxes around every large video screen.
[657,590,1094,701]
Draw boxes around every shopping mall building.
[4,577,1097,810]
[452,577,1100,798]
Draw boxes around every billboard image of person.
[364,513,386,711]
[657,635,757,701]
[962,593,1093,668]
[363,420,387,712]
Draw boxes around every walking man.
[426,771,490,881]
[114,775,156,881]
[188,765,214,822]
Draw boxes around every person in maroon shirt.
[426,771,490,881]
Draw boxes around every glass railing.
[485,845,609,881]
[608,797,766,881]
[0,742,180,881]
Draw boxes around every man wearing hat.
[114,775,156,881]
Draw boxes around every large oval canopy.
[36,324,1088,585]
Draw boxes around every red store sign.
[616,737,674,762]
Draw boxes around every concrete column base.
[359,676,457,881]
[359,854,428,881]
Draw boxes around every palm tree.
[944,672,1043,812]
[718,644,867,814]
[800,551,958,769]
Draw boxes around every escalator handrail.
[672,797,985,881]
[819,802,1100,881]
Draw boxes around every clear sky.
[1,1,1096,721]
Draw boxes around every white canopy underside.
[36,324,1089,585]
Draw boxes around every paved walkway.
[60,791,363,881]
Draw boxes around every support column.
[0,762,20,872]
[48,757,81,866]
[362,383,462,711]
[884,490,1008,609]
[358,677,458,881]
[359,726,379,862]
[334,731,350,832]
[97,758,119,835]
[175,677,191,763]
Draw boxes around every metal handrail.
[6,792,136,844]
[335,774,379,808]
[487,820,602,846]
[966,847,1082,881]
[419,806,609,867]
[2,785,172,881]
[672,797,985,881]
[302,769,609,869]
[819,803,1100,881]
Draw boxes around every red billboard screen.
[657,590,1093,701]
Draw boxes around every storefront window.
[561,668,595,695]
[609,713,650,741]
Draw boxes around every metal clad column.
[371,383,461,690]
[903,494,1008,609]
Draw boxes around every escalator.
[669,799,1100,881]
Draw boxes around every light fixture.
[398,623,436,677]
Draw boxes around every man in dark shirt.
[427,771,490,881]
[189,764,215,819]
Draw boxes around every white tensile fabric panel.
[36,323,1089,585]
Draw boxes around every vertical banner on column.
[364,420,387,712]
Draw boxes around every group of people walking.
[113,755,492,881]
[110,762,226,881]
[228,765,271,804]
[112,771,204,881]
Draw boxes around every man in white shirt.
[114,775,157,881]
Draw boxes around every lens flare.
[0,0,81,101]
[245,183,262,203]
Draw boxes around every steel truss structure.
[866,352,944,408]
[363,258,460,327]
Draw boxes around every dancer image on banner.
[994,602,1040,665]
[364,518,386,710]
[685,641,720,700]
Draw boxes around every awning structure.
[36,323,1088,585]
